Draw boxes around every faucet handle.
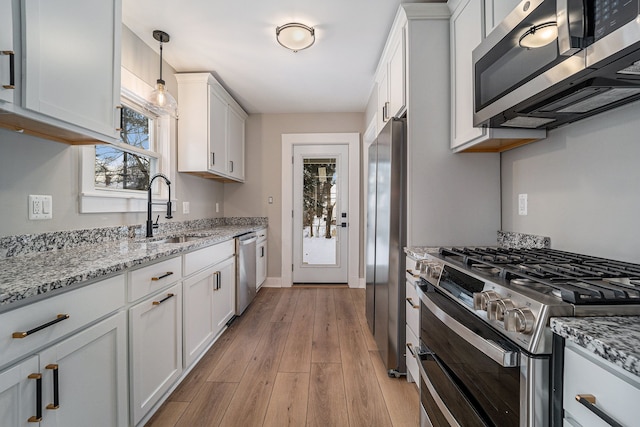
[166,201,173,219]
[153,215,160,229]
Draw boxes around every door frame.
[281,133,360,288]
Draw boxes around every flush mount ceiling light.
[147,30,178,117]
[519,22,558,49]
[276,23,315,52]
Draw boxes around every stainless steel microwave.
[473,0,640,130]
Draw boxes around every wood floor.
[145,287,419,427]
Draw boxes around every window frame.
[79,67,173,214]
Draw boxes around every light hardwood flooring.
[145,287,419,427]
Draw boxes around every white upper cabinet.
[449,0,545,152]
[0,0,121,144]
[177,73,247,183]
[484,0,522,37]
[376,22,406,135]
[0,0,15,104]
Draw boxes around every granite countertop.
[0,221,266,312]
[551,317,640,378]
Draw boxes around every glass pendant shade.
[276,23,315,52]
[519,22,558,49]
[147,30,178,116]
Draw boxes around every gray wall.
[223,112,365,279]
[501,101,640,263]
[0,26,223,237]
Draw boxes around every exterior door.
[292,144,349,283]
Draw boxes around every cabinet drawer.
[563,343,640,427]
[0,275,125,369]
[128,256,182,302]
[405,280,420,338]
[406,324,420,385]
[184,239,235,277]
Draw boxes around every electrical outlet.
[182,201,190,214]
[215,202,220,213]
[29,195,53,220]
[518,194,528,216]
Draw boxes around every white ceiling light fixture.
[147,30,178,117]
[276,23,315,52]
[519,22,558,49]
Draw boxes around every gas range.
[418,247,640,354]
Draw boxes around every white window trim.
[79,67,174,214]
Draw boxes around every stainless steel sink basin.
[144,235,204,244]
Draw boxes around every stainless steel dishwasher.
[235,232,257,315]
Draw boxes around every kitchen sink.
[141,235,205,244]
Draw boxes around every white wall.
[0,26,223,237]
[501,101,640,263]
[223,113,365,279]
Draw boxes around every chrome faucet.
[146,173,173,237]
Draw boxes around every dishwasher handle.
[237,232,257,245]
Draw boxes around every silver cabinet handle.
[1,50,15,89]
[229,160,234,173]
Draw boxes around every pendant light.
[276,23,315,52]
[147,30,178,117]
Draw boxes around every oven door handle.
[423,294,519,367]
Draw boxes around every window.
[79,67,172,213]
[95,104,157,191]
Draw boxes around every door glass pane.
[302,157,338,265]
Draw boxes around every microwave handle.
[422,294,519,367]
[557,0,583,56]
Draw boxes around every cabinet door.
[256,240,267,289]
[212,257,235,338]
[227,106,245,181]
[0,0,15,104]
[21,0,120,140]
[377,68,389,135]
[451,0,485,149]
[0,356,39,427]
[39,312,128,427]
[183,267,216,367]
[388,30,406,119]
[484,0,521,37]
[208,86,228,175]
[130,283,183,425]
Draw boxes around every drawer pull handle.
[152,293,175,306]
[46,364,59,410]
[406,297,419,309]
[1,50,15,89]
[27,373,42,422]
[575,394,624,427]
[405,269,418,278]
[406,342,416,359]
[213,271,221,290]
[151,271,174,281]
[13,314,70,339]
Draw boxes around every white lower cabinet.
[130,282,183,425]
[183,255,235,367]
[0,311,128,427]
[563,342,640,427]
[256,228,267,289]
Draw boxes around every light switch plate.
[518,194,528,216]
[29,195,52,220]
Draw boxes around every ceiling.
[122,0,443,115]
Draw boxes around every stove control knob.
[488,298,514,321]
[473,290,500,311]
[504,308,535,334]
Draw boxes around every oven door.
[418,286,521,426]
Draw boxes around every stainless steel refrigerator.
[365,118,406,376]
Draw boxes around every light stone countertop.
[0,222,265,312]
[551,316,640,379]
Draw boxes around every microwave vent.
[501,116,556,128]
[618,61,640,75]
[557,87,640,113]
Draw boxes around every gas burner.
[470,263,502,276]
[510,278,563,299]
